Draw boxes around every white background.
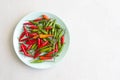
[0,0,120,80]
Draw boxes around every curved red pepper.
[55,43,58,52]
[23,22,33,25]
[34,51,41,59]
[45,50,55,57]
[20,44,32,57]
[29,25,38,29]
[40,56,52,60]
[27,44,33,50]
[45,26,52,31]
[61,35,64,45]
[19,32,25,41]
[40,41,49,48]
[34,18,42,22]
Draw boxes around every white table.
[0,0,120,80]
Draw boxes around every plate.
[13,12,70,69]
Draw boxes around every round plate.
[13,12,70,69]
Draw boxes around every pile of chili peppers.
[19,14,65,63]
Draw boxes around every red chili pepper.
[45,26,52,31]
[40,41,49,48]
[29,25,38,29]
[40,56,52,60]
[20,44,32,57]
[20,38,28,42]
[38,38,41,48]
[23,26,29,36]
[28,32,38,37]
[26,40,31,45]
[19,32,25,41]
[55,43,58,52]
[23,22,33,25]
[34,51,41,59]
[61,35,64,45]
[27,44,33,50]
[45,50,55,57]
[26,39,36,45]
[34,18,42,22]
[20,44,27,52]
[30,39,37,44]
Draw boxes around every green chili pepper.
[55,29,62,39]
[38,24,43,29]
[58,29,64,39]
[31,60,44,63]
[31,43,37,50]
[55,24,61,29]
[40,47,52,52]
[40,45,51,50]
[45,19,51,27]
[40,29,48,34]
[58,39,61,49]
[30,21,39,26]
[52,19,56,27]
[53,43,65,57]
[51,28,55,35]
[31,29,38,32]
[33,45,37,50]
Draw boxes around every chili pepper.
[20,44,32,57]
[30,21,39,26]
[55,42,58,52]
[29,25,38,29]
[42,14,49,20]
[21,44,27,49]
[20,37,28,42]
[53,43,65,57]
[40,47,52,52]
[40,56,52,60]
[58,39,61,49]
[38,38,41,48]
[31,60,44,63]
[40,45,51,50]
[26,40,31,45]
[61,35,64,45]
[20,44,27,52]
[34,50,41,59]
[52,28,55,35]
[31,29,39,32]
[19,32,25,41]
[31,43,37,50]
[55,24,61,29]
[45,19,51,27]
[34,18,42,22]
[27,44,33,50]
[40,29,48,34]
[45,26,52,31]
[30,39,37,44]
[28,32,38,37]
[40,41,49,48]
[39,34,53,38]
[23,22,33,25]
[45,50,55,57]
[33,35,39,39]
[59,29,64,39]
[23,26,29,36]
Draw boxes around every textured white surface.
[0,0,120,80]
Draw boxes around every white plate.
[13,12,70,69]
